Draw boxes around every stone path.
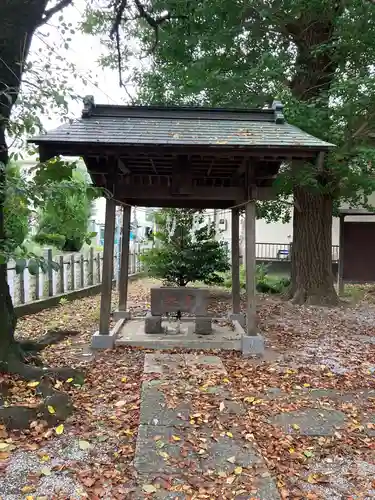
[132,353,280,499]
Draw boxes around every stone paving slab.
[271,408,347,436]
[133,353,280,499]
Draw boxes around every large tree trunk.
[0,0,65,367]
[287,187,338,306]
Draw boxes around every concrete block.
[229,312,245,328]
[150,287,208,316]
[241,334,265,356]
[145,312,162,334]
[194,316,212,335]
[91,319,124,349]
[113,310,131,321]
[91,330,117,349]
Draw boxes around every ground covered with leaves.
[0,280,373,499]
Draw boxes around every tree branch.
[39,0,73,27]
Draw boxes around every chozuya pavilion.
[29,97,333,354]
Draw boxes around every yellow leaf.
[27,381,40,388]
[292,424,300,431]
[121,377,127,383]
[226,432,233,438]
[40,455,50,462]
[326,372,334,377]
[244,397,255,403]
[307,474,318,484]
[47,406,55,415]
[25,496,34,500]
[227,456,236,464]
[303,383,311,388]
[55,424,64,435]
[289,448,295,454]
[172,435,181,441]
[0,442,9,451]
[223,378,230,384]
[78,440,91,450]
[142,484,157,493]
[40,467,51,476]
[66,378,73,383]
[21,486,35,494]
[234,466,243,475]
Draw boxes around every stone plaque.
[150,287,208,316]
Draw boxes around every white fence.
[7,247,142,307]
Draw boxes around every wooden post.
[70,254,75,291]
[337,214,345,295]
[231,207,241,314]
[46,249,53,297]
[89,247,94,285]
[245,201,257,335]
[99,198,116,334]
[118,205,131,311]
[59,256,64,294]
[80,254,85,288]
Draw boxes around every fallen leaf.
[303,450,314,458]
[234,466,243,475]
[115,400,126,408]
[40,466,51,476]
[40,455,50,462]
[244,396,255,403]
[292,424,300,431]
[226,431,233,438]
[78,440,91,450]
[47,406,55,415]
[142,484,157,493]
[27,381,40,388]
[121,377,127,383]
[21,486,36,494]
[66,378,73,383]
[171,435,181,441]
[55,424,64,435]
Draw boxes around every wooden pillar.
[118,205,131,311]
[99,197,116,334]
[337,214,345,295]
[231,207,241,314]
[245,200,257,335]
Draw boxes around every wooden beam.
[245,201,257,335]
[231,207,241,314]
[337,214,345,295]
[114,183,245,201]
[171,155,192,194]
[118,205,131,311]
[99,197,116,334]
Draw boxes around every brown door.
[343,222,375,282]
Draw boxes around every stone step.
[132,353,280,499]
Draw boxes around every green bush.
[35,168,97,252]
[223,263,290,295]
[4,163,30,251]
[140,208,230,287]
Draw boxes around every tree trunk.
[0,0,62,366]
[287,187,338,305]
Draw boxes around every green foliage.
[223,263,290,294]
[35,163,98,253]
[3,163,30,251]
[140,208,230,286]
[84,0,375,218]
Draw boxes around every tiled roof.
[29,98,334,150]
